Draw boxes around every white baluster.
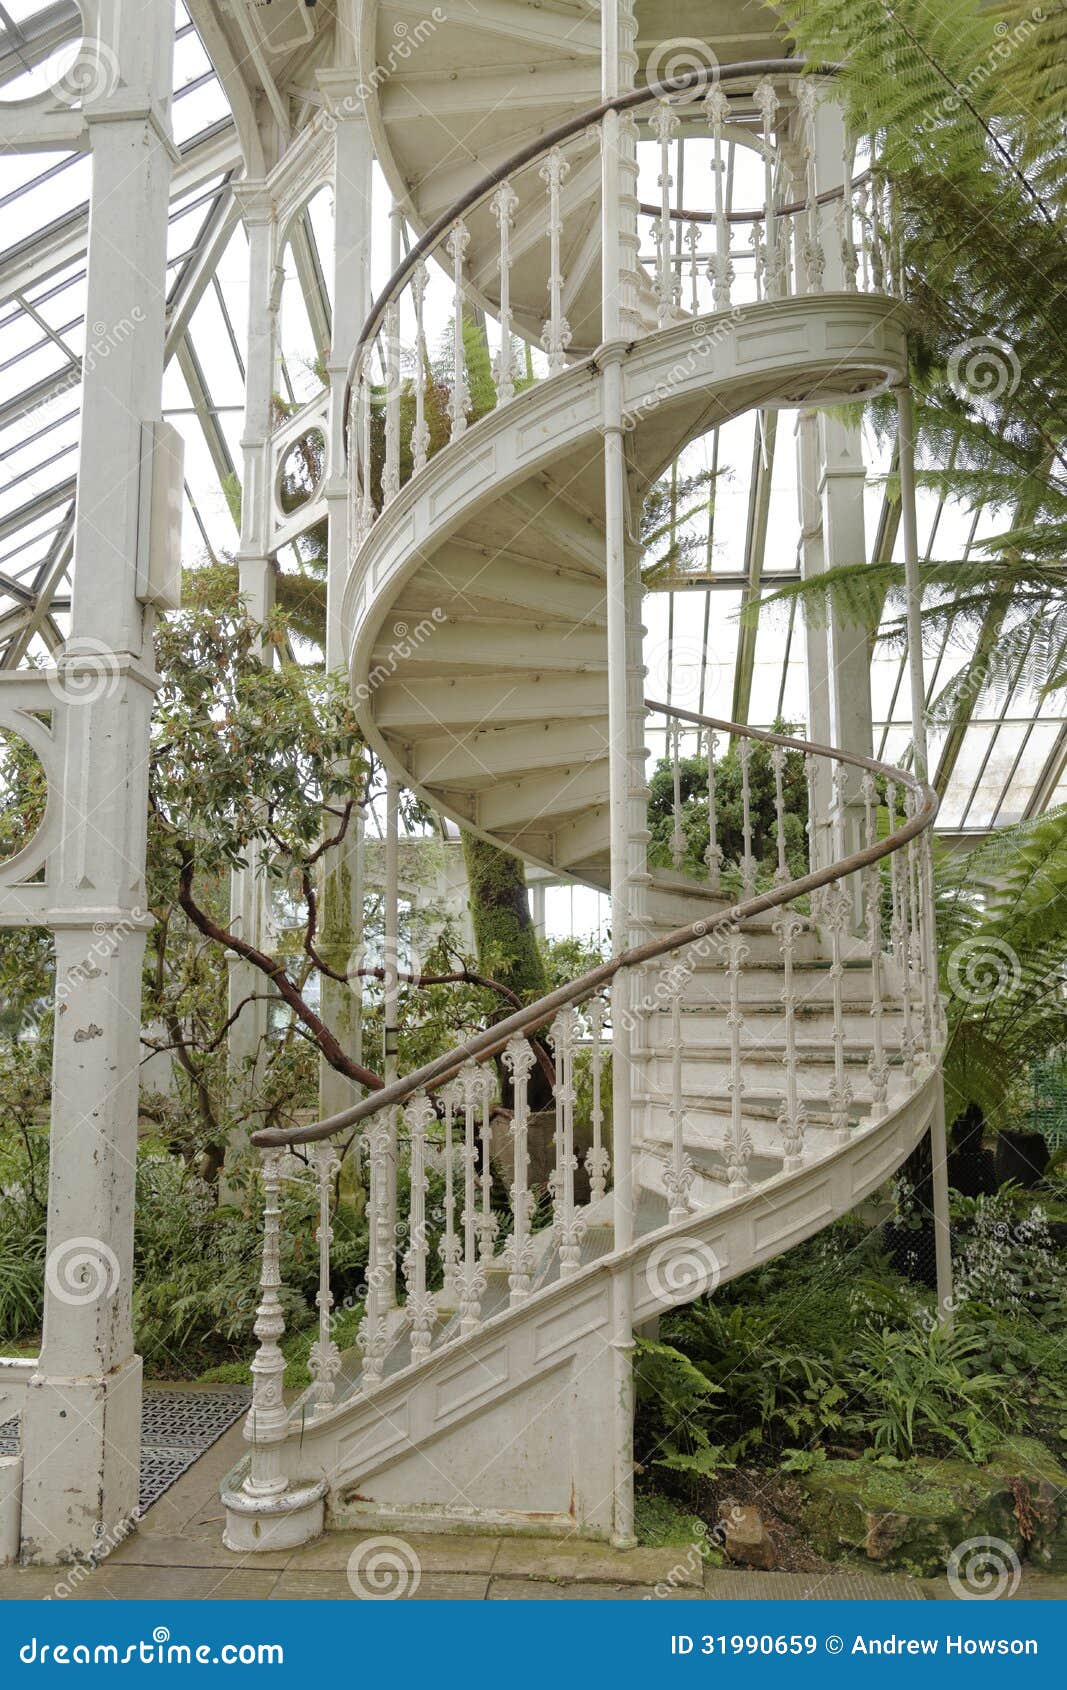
[905,788,929,1065]
[861,772,889,1117]
[476,1062,498,1262]
[382,298,401,504]
[359,1116,392,1385]
[585,997,610,1201]
[753,78,784,299]
[723,931,752,1188]
[309,1142,342,1416]
[550,1006,584,1275]
[685,219,701,314]
[805,750,822,919]
[357,370,375,544]
[244,1151,290,1495]
[705,726,723,892]
[796,78,826,294]
[856,180,871,292]
[410,259,431,473]
[438,1079,461,1304]
[885,779,906,969]
[825,880,854,1138]
[670,717,685,868]
[490,180,520,403]
[739,736,756,898]
[772,909,807,1167]
[705,85,734,309]
[457,1060,487,1334]
[539,147,573,373]
[502,1035,536,1304]
[750,217,766,302]
[650,100,680,327]
[664,965,694,1223]
[446,220,470,439]
[839,130,858,290]
[402,1091,435,1364]
[771,742,789,885]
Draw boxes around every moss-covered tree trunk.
[462,830,552,1109]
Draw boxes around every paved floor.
[1,1422,1065,1601]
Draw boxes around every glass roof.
[1,5,1062,838]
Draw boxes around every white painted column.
[897,383,953,1328]
[316,77,374,1125]
[20,0,175,1563]
[224,187,279,1142]
[601,0,641,1552]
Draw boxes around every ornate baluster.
[905,789,929,1065]
[447,220,470,439]
[739,735,756,898]
[885,778,906,969]
[382,298,401,504]
[856,180,871,292]
[826,881,854,1138]
[539,147,572,372]
[805,750,822,919]
[309,1143,342,1416]
[753,78,784,299]
[771,741,789,885]
[402,1091,435,1364]
[670,717,685,868]
[839,129,858,290]
[476,1062,498,1261]
[244,1151,290,1493]
[502,1035,535,1304]
[665,965,694,1223]
[750,217,766,302]
[796,78,825,295]
[585,996,610,1201]
[410,259,431,473]
[650,99,680,327]
[705,726,723,892]
[870,167,887,293]
[705,85,734,309]
[723,931,752,1189]
[490,180,519,403]
[550,1006,584,1275]
[438,1079,461,1304]
[360,1116,392,1384]
[457,1060,487,1334]
[357,369,375,544]
[772,910,807,1167]
[685,220,701,314]
[861,772,889,1117]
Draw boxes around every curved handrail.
[342,56,839,420]
[252,704,938,1148]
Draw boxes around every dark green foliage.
[646,729,809,885]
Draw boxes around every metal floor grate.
[0,1386,250,1511]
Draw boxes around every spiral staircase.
[221,22,944,1553]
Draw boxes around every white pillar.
[20,0,175,1563]
[316,78,374,1126]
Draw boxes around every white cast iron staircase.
[221,53,943,1551]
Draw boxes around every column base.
[20,1354,142,1565]
[221,1465,327,1553]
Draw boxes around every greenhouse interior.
[0,0,1065,1615]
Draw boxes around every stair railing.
[343,58,900,555]
[240,707,938,1497]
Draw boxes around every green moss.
[635,1492,722,1563]
[461,831,547,1004]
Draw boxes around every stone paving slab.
[65,1567,280,1601]
[703,1571,927,1600]
[492,1537,703,1587]
[272,1571,490,1601]
[488,1578,684,1600]
[109,1532,293,1572]
[292,1529,500,1574]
